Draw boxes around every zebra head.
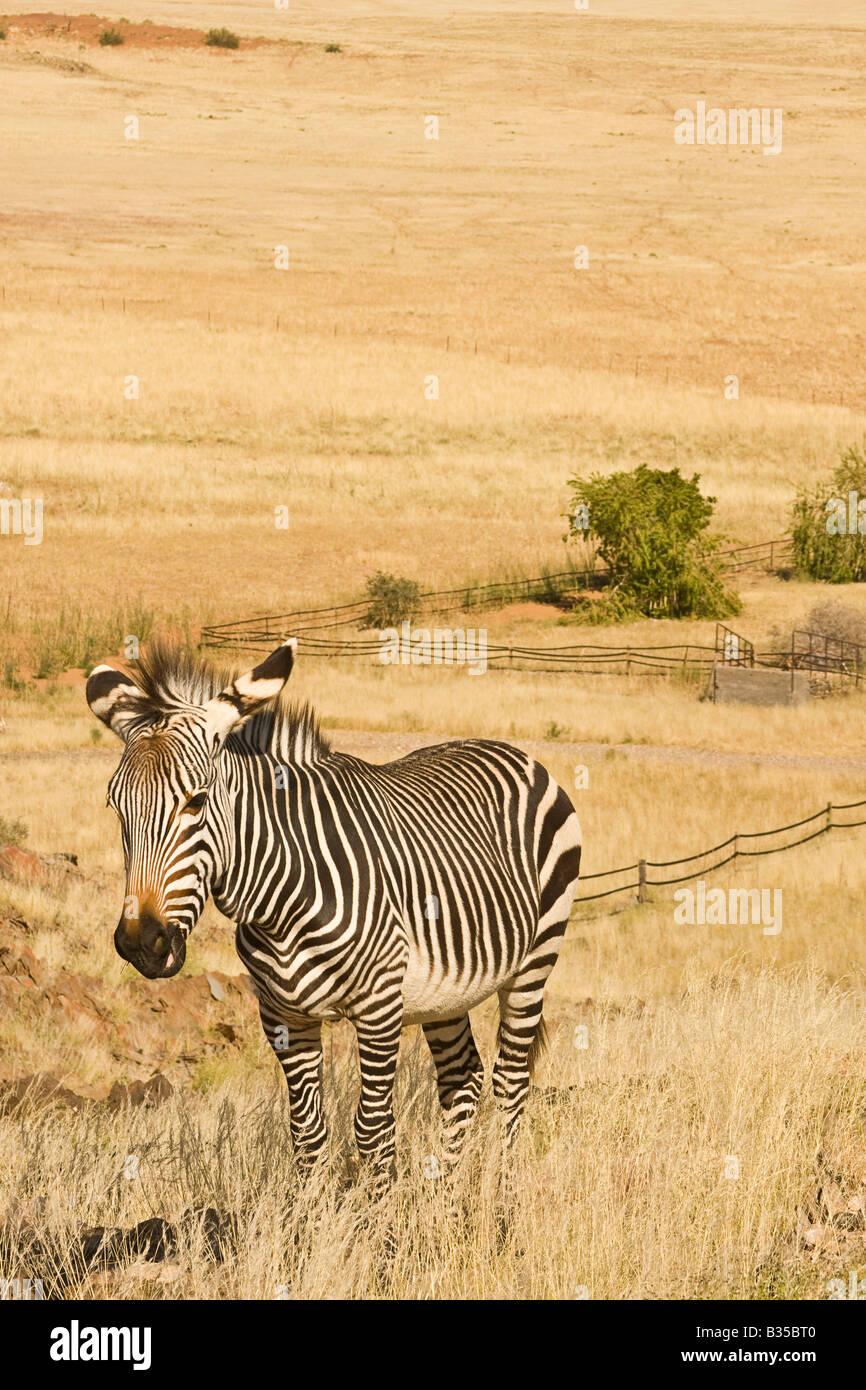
[86,640,297,979]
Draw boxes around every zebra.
[87,639,582,1184]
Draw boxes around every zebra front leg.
[262,1011,328,1177]
[351,998,403,1198]
[422,1015,484,1163]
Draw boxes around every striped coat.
[87,641,582,1180]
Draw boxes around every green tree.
[789,440,866,583]
[566,465,739,619]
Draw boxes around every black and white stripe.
[88,641,582,1179]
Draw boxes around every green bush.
[98,27,124,45]
[789,440,866,583]
[205,27,239,49]
[362,572,422,629]
[565,464,739,620]
[325,43,342,52]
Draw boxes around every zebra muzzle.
[115,914,187,979]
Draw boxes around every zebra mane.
[127,640,330,764]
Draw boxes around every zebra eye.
[184,791,207,814]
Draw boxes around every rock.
[0,846,81,887]
[0,913,31,934]
[78,1226,126,1270]
[0,846,52,885]
[205,972,225,1001]
[106,1073,173,1110]
[0,943,46,985]
[6,1205,238,1292]
[0,1072,88,1116]
[41,852,79,870]
[180,1206,238,1262]
[127,1217,177,1261]
[832,1210,864,1231]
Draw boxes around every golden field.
[1,0,866,1300]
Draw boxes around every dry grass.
[3,689,866,1299]
[2,0,866,1301]
[2,962,864,1300]
[1,1,865,627]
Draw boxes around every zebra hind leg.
[492,933,566,1148]
[422,1015,484,1164]
[490,947,562,1252]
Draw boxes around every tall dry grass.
[2,966,863,1299]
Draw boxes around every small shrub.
[807,598,866,647]
[0,815,27,848]
[561,590,640,627]
[362,572,422,629]
[98,27,124,46]
[0,27,7,41]
[768,599,866,670]
[205,27,239,49]
[325,43,341,52]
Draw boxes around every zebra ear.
[86,665,151,742]
[202,639,297,743]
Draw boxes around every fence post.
[826,802,833,833]
[638,859,647,903]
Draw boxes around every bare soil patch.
[2,12,270,49]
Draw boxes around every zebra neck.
[211,747,338,931]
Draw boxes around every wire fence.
[575,796,866,904]
[201,535,794,650]
[253,632,720,676]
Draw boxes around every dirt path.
[4,730,866,777]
